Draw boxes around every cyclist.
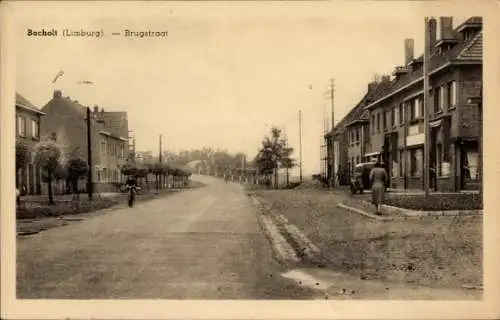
[125,176,138,207]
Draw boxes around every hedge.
[384,193,483,211]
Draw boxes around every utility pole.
[299,110,303,183]
[86,107,93,200]
[159,134,162,163]
[423,17,431,197]
[330,78,335,132]
[330,78,335,187]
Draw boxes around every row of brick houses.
[325,16,482,192]
[15,89,131,195]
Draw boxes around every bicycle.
[127,185,137,208]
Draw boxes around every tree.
[34,139,63,204]
[120,162,138,177]
[255,126,295,188]
[66,157,89,200]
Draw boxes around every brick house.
[15,93,45,195]
[40,90,129,193]
[362,16,482,192]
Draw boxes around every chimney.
[440,17,453,40]
[429,17,437,52]
[53,90,62,98]
[94,105,99,113]
[404,38,414,65]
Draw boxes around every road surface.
[17,176,315,299]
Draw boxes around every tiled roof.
[364,17,482,110]
[16,93,44,115]
[456,32,482,60]
[326,80,389,137]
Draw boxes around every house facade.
[41,90,129,193]
[362,16,482,192]
[325,78,392,185]
[325,16,482,192]
[15,93,45,195]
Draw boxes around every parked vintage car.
[350,161,387,194]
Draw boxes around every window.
[17,116,26,136]
[434,87,443,112]
[101,142,106,156]
[371,115,375,133]
[419,97,424,118]
[120,145,124,158]
[399,150,404,177]
[383,111,387,129]
[377,113,381,132]
[448,81,457,107]
[31,120,39,138]
[410,148,423,176]
[355,128,360,143]
[356,156,360,164]
[399,103,404,124]
[393,106,398,126]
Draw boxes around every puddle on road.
[280,268,482,300]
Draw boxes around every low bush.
[384,193,483,211]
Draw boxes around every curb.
[380,204,482,217]
[336,203,394,221]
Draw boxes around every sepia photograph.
[1,1,499,319]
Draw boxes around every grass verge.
[252,189,482,290]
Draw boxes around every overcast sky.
[11,1,469,175]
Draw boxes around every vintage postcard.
[1,0,499,319]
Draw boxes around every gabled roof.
[364,17,482,110]
[326,80,390,138]
[42,95,88,117]
[16,93,45,115]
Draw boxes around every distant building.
[15,93,45,195]
[41,90,129,193]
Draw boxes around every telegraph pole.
[86,107,93,200]
[330,78,335,132]
[159,134,162,163]
[423,17,431,196]
[299,110,303,183]
[330,78,335,187]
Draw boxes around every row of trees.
[16,138,193,205]
[120,162,191,191]
[162,148,250,179]
[16,139,89,204]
